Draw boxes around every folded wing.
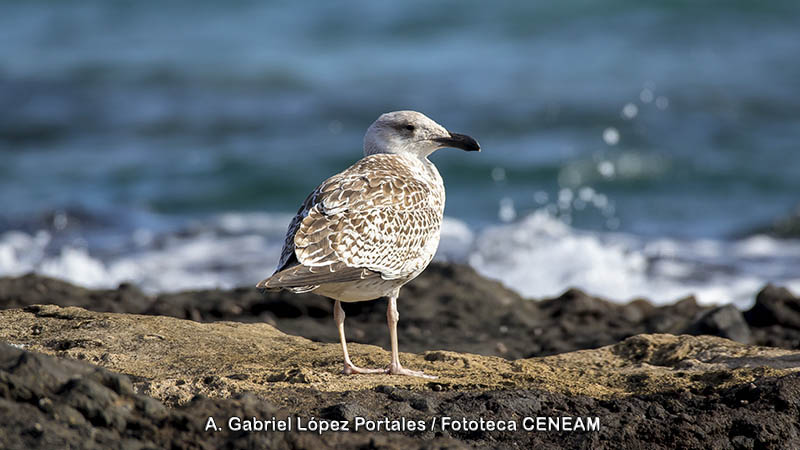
[258,154,443,290]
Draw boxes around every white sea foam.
[0,230,50,276]
[0,215,287,292]
[1,211,798,307]
[468,211,800,307]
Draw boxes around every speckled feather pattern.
[267,153,445,296]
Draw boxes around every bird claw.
[341,362,437,379]
[342,363,385,375]
[385,362,437,379]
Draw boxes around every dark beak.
[433,132,481,152]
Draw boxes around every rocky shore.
[1,263,800,449]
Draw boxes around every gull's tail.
[256,262,380,294]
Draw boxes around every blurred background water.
[1,0,799,305]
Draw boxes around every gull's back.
[258,152,445,301]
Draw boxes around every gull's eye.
[405,125,416,131]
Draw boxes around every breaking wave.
[1,211,798,308]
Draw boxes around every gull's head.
[363,110,480,158]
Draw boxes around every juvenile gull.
[258,111,480,378]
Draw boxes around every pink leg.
[385,291,436,379]
[334,300,384,375]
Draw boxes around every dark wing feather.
[257,263,380,289]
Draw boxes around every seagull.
[258,111,480,378]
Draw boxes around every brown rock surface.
[3,268,800,448]
[0,342,462,450]
[3,305,800,448]
[5,265,800,361]
[2,304,797,402]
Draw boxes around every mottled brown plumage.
[258,153,444,294]
[257,111,479,378]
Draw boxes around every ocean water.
[1,1,799,306]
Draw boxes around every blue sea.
[1,1,799,306]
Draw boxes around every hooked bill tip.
[434,132,481,152]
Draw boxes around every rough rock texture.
[687,305,752,345]
[2,268,800,448]
[0,342,460,449]
[0,274,151,313]
[2,306,800,449]
[745,284,800,349]
[3,265,798,360]
[10,304,799,400]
